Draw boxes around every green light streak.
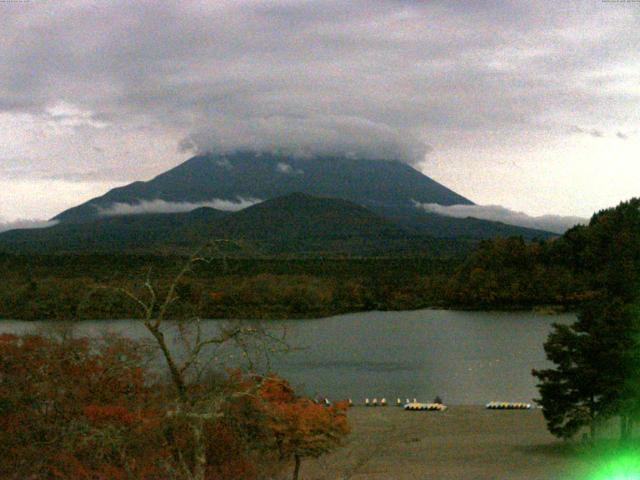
[589,452,640,480]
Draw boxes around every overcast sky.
[1,0,638,224]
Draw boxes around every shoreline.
[302,406,596,480]
[0,304,572,322]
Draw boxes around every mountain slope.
[215,192,403,240]
[0,208,229,253]
[1,193,469,256]
[372,205,553,239]
[53,151,473,223]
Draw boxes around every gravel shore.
[303,406,590,480]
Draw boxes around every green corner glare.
[590,453,640,480]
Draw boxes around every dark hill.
[0,208,229,253]
[216,192,402,240]
[0,193,471,256]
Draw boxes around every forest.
[1,198,638,320]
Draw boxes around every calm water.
[0,310,573,405]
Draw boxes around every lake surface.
[0,309,574,405]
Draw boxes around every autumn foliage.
[0,333,350,479]
[0,333,166,479]
[257,376,350,459]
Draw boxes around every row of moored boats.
[320,398,533,411]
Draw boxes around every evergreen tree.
[533,298,640,441]
[533,198,640,442]
[533,317,602,440]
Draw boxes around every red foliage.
[0,334,166,480]
[0,336,349,480]
[83,405,137,425]
[256,375,350,461]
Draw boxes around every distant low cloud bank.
[0,219,59,233]
[96,198,262,216]
[414,202,587,234]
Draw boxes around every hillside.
[1,152,555,255]
[214,192,401,239]
[440,197,640,309]
[372,205,552,239]
[0,193,472,256]
[0,208,229,253]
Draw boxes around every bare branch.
[104,285,153,319]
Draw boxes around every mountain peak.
[53,151,472,223]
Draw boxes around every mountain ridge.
[0,151,555,255]
[52,151,473,223]
[0,191,552,256]
[0,192,468,256]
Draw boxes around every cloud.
[2,2,638,168]
[568,126,635,140]
[0,177,124,222]
[181,115,430,164]
[276,163,292,174]
[96,197,261,216]
[414,202,587,234]
[569,125,605,138]
[1,1,639,219]
[276,162,304,175]
[0,219,59,233]
[45,100,109,129]
[215,158,233,169]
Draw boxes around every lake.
[0,309,573,405]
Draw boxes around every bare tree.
[110,243,288,480]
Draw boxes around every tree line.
[533,198,640,442]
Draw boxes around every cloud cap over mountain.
[181,116,430,164]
